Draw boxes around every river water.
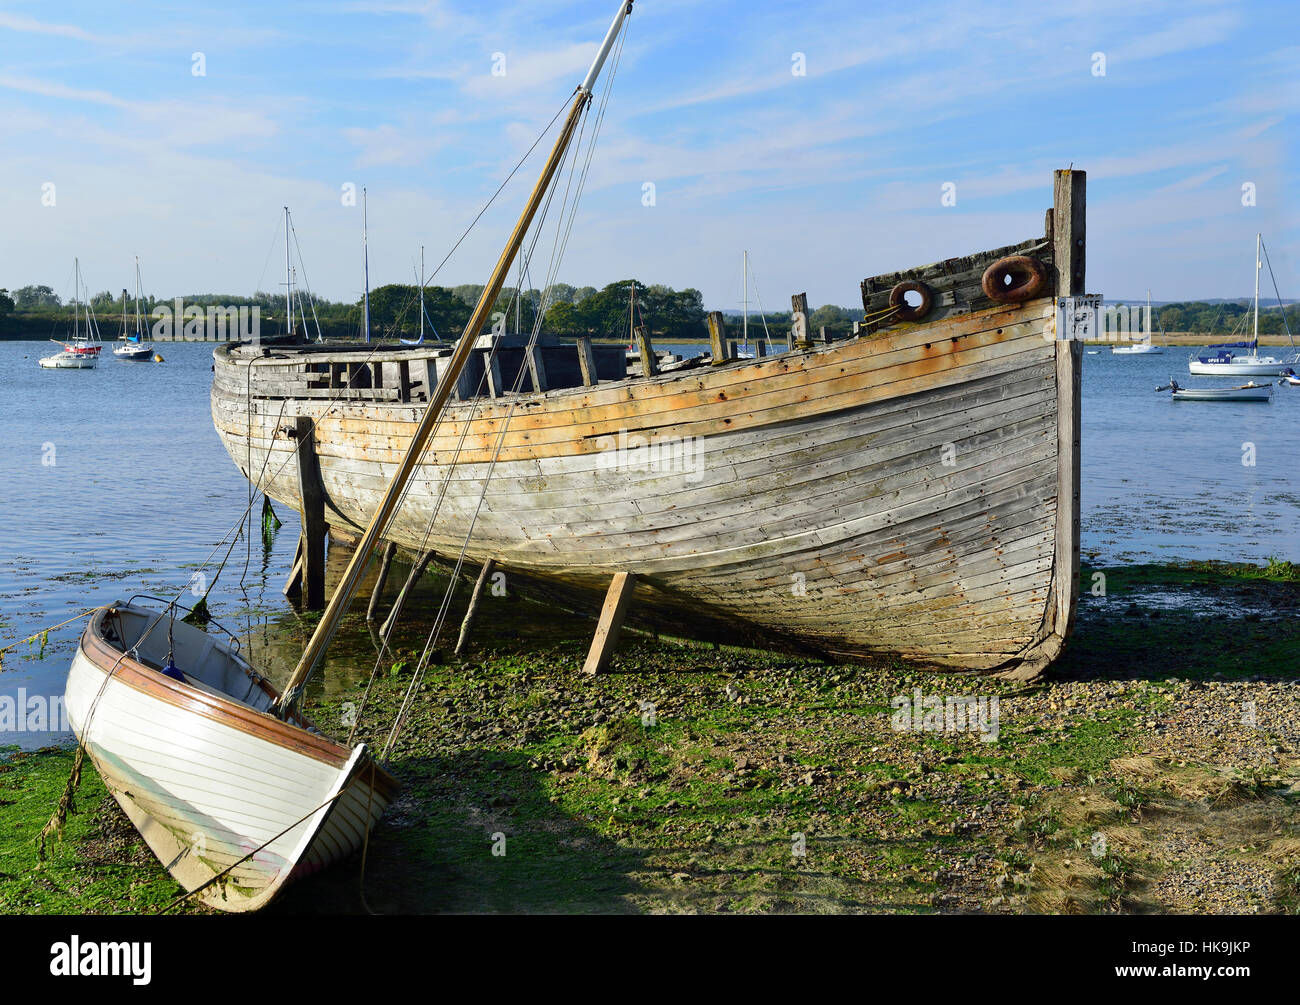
[2,340,1296,746]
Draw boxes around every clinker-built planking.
[212,170,1087,679]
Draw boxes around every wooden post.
[454,558,496,656]
[396,360,411,402]
[294,416,326,609]
[366,540,399,622]
[635,325,658,377]
[381,549,437,642]
[582,571,637,675]
[576,337,598,387]
[791,293,810,348]
[1052,168,1085,642]
[525,345,549,392]
[484,351,504,397]
[706,311,730,364]
[283,533,304,601]
[755,340,767,358]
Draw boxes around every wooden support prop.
[294,416,326,609]
[283,533,304,600]
[454,558,497,656]
[380,549,437,642]
[755,340,767,358]
[582,571,638,675]
[576,337,598,387]
[366,540,399,622]
[791,293,811,348]
[525,344,549,392]
[706,311,730,364]
[635,324,658,377]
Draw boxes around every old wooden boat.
[213,166,1089,678]
[63,599,397,911]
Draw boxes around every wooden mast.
[275,0,635,714]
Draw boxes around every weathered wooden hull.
[213,290,1080,675]
[64,604,396,911]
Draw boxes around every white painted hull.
[39,353,97,369]
[1188,358,1293,376]
[64,604,395,912]
[1112,344,1163,354]
[1172,385,1273,401]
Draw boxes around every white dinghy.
[64,599,396,912]
[1157,377,1273,402]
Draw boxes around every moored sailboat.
[1112,290,1164,354]
[114,258,154,360]
[38,260,101,369]
[1188,234,1298,376]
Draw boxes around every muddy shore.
[3,561,1298,915]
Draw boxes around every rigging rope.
[379,18,630,757]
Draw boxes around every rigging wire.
[380,18,629,757]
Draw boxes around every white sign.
[1054,295,1102,342]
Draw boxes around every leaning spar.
[273,0,636,715]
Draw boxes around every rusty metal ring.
[981,255,1047,303]
[888,280,933,322]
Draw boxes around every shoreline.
[3,332,1297,347]
[4,559,1299,915]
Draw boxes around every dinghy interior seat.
[102,603,274,713]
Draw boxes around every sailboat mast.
[1254,232,1260,347]
[135,257,143,339]
[420,244,425,343]
[743,250,748,349]
[284,207,292,338]
[275,0,636,715]
[363,188,372,344]
[74,258,79,341]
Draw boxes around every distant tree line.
[4,280,1297,341]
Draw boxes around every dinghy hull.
[64,604,396,912]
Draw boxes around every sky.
[0,0,1296,312]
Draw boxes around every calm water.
[2,340,1297,746]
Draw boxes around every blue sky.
[0,0,1296,311]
